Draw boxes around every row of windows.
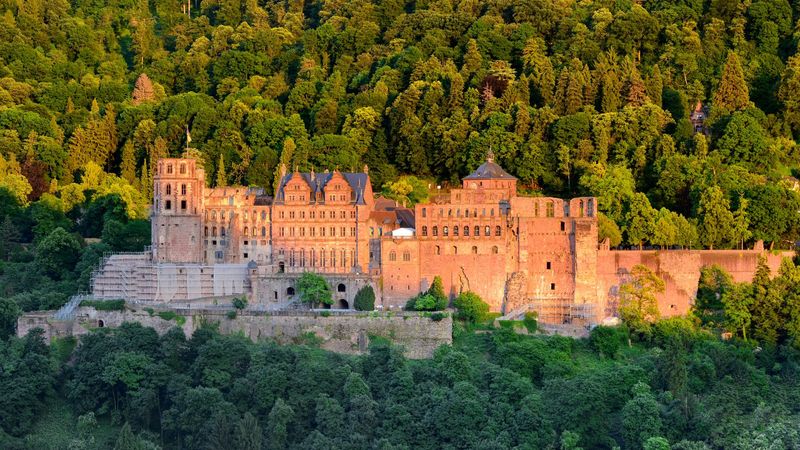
[158,183,188,196]
[205,210,269,222]
[421,207,498,218]
[421,225,501,237]
[286,193,354,203]
[277,210,356,220]
[204,226,270,238]
[387,245,500,261]
[278,248,355,268]
[278,226,356,238]
[161,163,187,175]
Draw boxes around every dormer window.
[167,164,173,174]
[180,164,186,174]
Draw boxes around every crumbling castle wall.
[17,307,451,359]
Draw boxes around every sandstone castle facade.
[91,155,788,326]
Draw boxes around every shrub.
[430,312,447,322]
[589,325,628,358]
[232,296,247,310]
[427,276,448,310]
[354,285,376,311]
[320,310,331,317]
[80,299,125,311]
[454,291,490,323]
[226,310,237,320]
[523,312,538,333]
[414,293,437,311]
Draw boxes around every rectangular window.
[180,200,187,210]
[165,200,171,210]
[546,261,551,270]
[243,252,248,258]
[181,184,186,195]
[560,221,565,232]
[550,283,556,290]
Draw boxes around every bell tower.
[151,158,205,263]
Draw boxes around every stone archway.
[97,319,104,328]
[337,299,349,309]
[278,262,285,273]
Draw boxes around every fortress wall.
[597,250,790,319]
[18,308,450,359]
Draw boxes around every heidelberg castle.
[91,154,788,326]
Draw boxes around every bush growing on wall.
[297,272,332,307]
[354,286,375,311]
[454,291,490,323]
[232,296,247,310]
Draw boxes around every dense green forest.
[4,0,800,448]
[3,311,800,449]
[2,0,800,253]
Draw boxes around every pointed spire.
[486,148,495,163]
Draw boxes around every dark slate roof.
[275,171,369,205]
[463,158,516,180]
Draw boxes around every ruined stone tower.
[152,158,205,263]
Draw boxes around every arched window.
[492,246,499,254]
[261,226,266,237]
[474,226,480,236]
[243,227,249,236]
[464,226,469,236]
[422,207,427,218]
[433,226,438,236]
[261,211,267,220]
[495,226,501,236]
[338,283,346,292]
[204,226,208,237]
[180,163,186,174]
[435,245,441,255]
[389,251,396,261]
[212,227,217,237]
[453,226,459,236]
[472,246,478,254]
[422,226,428,236]
[221,227,226,237]
[287,287,295,296]
[403,251,410,261]
[443,226,449,237]
[484,226,490,236]
[452,246,458,254]
[165,184,172,195]
[212,210,216,220]
[252,227,257,236]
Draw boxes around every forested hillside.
[2,0,800,253]
[3,317,800,449]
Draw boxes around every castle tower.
[152,158,205,263]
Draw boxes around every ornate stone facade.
[98,155,786,324]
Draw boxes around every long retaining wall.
[17,307,452,359]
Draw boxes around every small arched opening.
[286,286,295,296]
[337,299,349,309]
[278,262,285,273]
[97,320,104,328]
[337,283,346,293]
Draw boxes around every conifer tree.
[216,153,227,187]
[554,68,570,115]
[139,159,151,199]
[712,52,750,112]
[626,66,648,107]
[601,71,622,112]
[461,39,482,78]
[565,60,585,114]
[120,140,136,185]
[132,73,155,105]
[624,193,656,249]
[273,137,295,194]
[646,64,663,107]
[698,185,735,249]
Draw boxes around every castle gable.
[275,170,370,205]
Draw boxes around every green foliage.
[226,310,237,320]
[454,291,490,323]
[80,299,125,311]
[619,265,665,336]
[296,272,333,306]
[0,297,21,339]
[354,285,376,311]
[413,294,437,311]
[232,296,247,310]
